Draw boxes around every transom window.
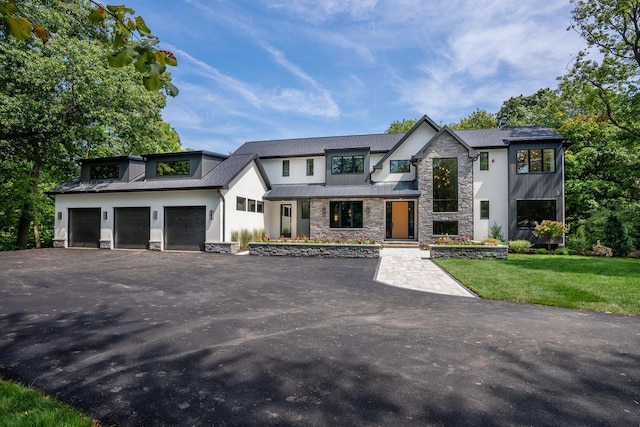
[157,160,190,176]
[516,149,555,174]
[390,159,410,173]
[331,155,364,174]
[90,164,119,180]
[433,158,458,212]
[330,201,363,228]
[517,200,556,228]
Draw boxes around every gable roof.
[234,133,402,158]
[49,153,270,194]
[373,114,440,170]
[414,126,479,159]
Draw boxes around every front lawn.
[434,254,640,316]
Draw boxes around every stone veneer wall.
[417,133,474,245]
[204,242,239,254]
[430,245,508,259]
[249,242,380,258]
[309,198,385,243]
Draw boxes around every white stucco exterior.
[261,156,325,185]
[473,149,509,241]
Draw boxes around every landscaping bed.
[249,242,380,258]
[430,244,508,259]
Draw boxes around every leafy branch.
[0,0,178,96]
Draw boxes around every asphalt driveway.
[0,249,638,426]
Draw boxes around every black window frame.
[282,160,290,177]
[480,200,490,219]
[390,159,411,173]
[330,201,363,228]
[236,196,246,211]
[248,199,256,212]
[331,155,365,175]
[517,200,556,228]
[306,159,314,176]
[433,157,458,212]
[156,160,191,176]
[89,163,120,180]
[516,149,555,174]
[479,152,489,171]
[433,221,458,236]
[256,201,264,213]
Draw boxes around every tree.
[533,220,569,252]
[601,212,632,256]
[566,0,640,137]
[0,0,181,250]
[496,89,568,128]
[448,108,497,129]
[386,118,418,134]
[0,0,178,95]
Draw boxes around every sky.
[124,0,586,154]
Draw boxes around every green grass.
[435,254,640,316]
[0,378,95,427]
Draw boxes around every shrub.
[592,240,613,257]
[567,228,590,255]
[601,212,632,257]
[509,240,532,254]
[489,222,505,243]
[552,248,570,255]
[535,248,549,255]
[230,230,239,243]
[533,220,568,251]
[627,249,640,259]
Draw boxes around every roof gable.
[413,126,479,159]
[373,114,441,169]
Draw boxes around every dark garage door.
[164,206,206,251]
[115,207,150,249]
[69,208,101,248]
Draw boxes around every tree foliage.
[385,118,418,134]
[0,0,181,250]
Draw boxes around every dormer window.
[89,164,119,180]
[157,160,190,176]
[331,155,364,174]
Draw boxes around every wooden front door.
[391,202,409,239]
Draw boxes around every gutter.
[218,189,226,242]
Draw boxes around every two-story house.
[49,115,569,250]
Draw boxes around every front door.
[386,201,415,239]
[280,204,292,237]
[297,200,310,238]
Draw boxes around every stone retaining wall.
[205,242,240,254]
[249,242,380,258]
[430,245,508,259]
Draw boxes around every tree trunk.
[16,160,43,250]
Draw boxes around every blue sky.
[125,0,586,154]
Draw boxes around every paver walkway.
[375,247,476,297]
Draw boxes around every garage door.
[114,207,150,249]
[164,206,206,251]
[69,208,101,248]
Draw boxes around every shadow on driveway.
[0,249,639,426]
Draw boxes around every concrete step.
[382,241,421,248]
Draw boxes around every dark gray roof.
[263,181,419,200]
[49,153,267,194]
[453,127,566,148]
[413,126,478,160]
[234,133,403,158]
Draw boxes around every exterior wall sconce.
[103,211,108,220]
[152,210,158,220]
[57,212,62,220]
[210,210,214,220]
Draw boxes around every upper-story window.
[390,159,410,173]
[157,160,190,176]
[90,164,119,180]
[479,152,489,171]
[516,149,555,174]
[282,160,290,177]
[433,158,458,212]
[331,155,364,174]
[306,159,314,176]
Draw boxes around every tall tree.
[448,108,497,130]
[0,0,180,250]
[496,88,568,128]
[385,118,418,134]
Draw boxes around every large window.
[517,200,556,228]
[306,159,314,176]
[331,155,365,174]
[433,158,458,212]
[282,160,290,177]
[330,201,363,228]
[517,149,555,174]
[157,160,190,176]
[390,159,410,173]
[90,164,119,180]
[434,221,458,235]
[479,152,489,171]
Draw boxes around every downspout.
[561,141,567,247]
[218,189,226,242]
